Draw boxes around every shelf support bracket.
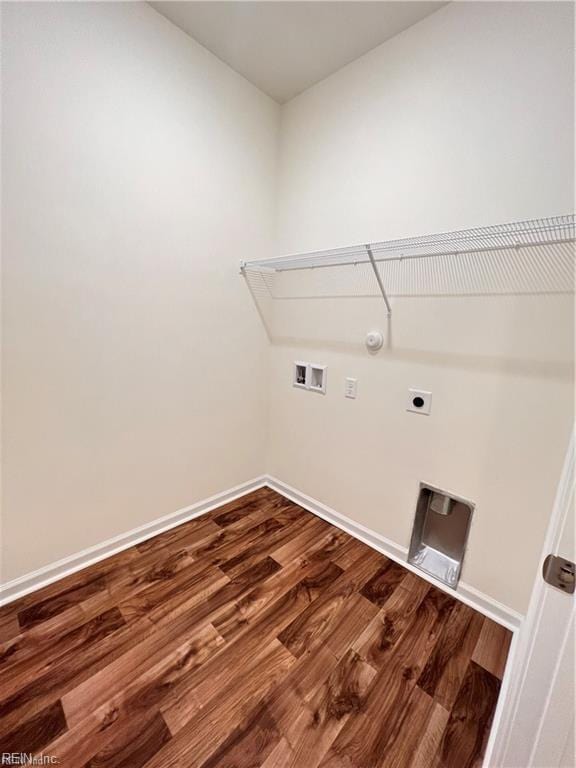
[365,245,392,315]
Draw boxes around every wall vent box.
[293,362,308,389]
[309,364,327,394]
[408,484,474,589]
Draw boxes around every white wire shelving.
[240,214,575,315]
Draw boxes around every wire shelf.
[241,214,575,315]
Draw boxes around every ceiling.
[149,2,447,103]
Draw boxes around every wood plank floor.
[0,488,512,767]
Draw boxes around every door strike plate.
[542,555,575,594]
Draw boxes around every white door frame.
[485,429,575,767]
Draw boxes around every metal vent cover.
[408,483,474,589]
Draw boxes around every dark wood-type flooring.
[0,487,512,767]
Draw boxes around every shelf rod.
[366,244,392,315]
[254,235,574,273]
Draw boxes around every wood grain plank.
[0,611,142,740]
[153,640,296,767]
[42,709,170,768]
[117,559,229,624]
[0,546,140,620]
[2,549,202,685]
[472,617,512,680]
[140,555,280,633]
[331,537,376,570]
[0,573,227,739]
[4,548,200,667]
[84,711,171,768]
[278,549,383,657]
[273,501,313,526]
[1,608,126,702]
[41,626,224,765]
[213,556,338,641]
[266,645,342,728]
[160,561,344,731]
[319,586,457,768]
[234,498,309,534]
[417,601,485,709]
[259,737,295,768]
[270,516,332,565]
[62,622,224,727]
[0,490,509,768]
[281,649,377,768]
[134,518,221,556]
[302,528,355,566]
[0,700,67,755]
[0,614,20,644]
[199,703,281,768]
[379,686,434,768]
[438,661,501,768]
[360,558,408,607]
[205,487,282,529]
[218,516,321,579]
[0,603,94,670]
[353,576,437,669]
[194,517,285,564]
[34,709,114,767]
[409,700,450,768]
[18,574,109,630]
[324,594,380,660]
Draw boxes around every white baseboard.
[266,476,523,632]
[0,472,523,632]
[0,476,267,607]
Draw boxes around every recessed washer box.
[293,361,308,389]
[408,483,474,589]
[309,364,327,394]
[407,388,432,414]
[292,362,327,393]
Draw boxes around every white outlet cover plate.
[407,389,432,415]
[345,377,357,399]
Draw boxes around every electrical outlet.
[345,378,357,399]
[407,389,432,415]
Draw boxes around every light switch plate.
[345,378,357,399]
[407,389,432,415]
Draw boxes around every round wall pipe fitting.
[365,330,383,351]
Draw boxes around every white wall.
[2,1,573,616]
[270,0,575,613]
[1,1,279,581]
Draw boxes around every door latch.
[542,555,575,594]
